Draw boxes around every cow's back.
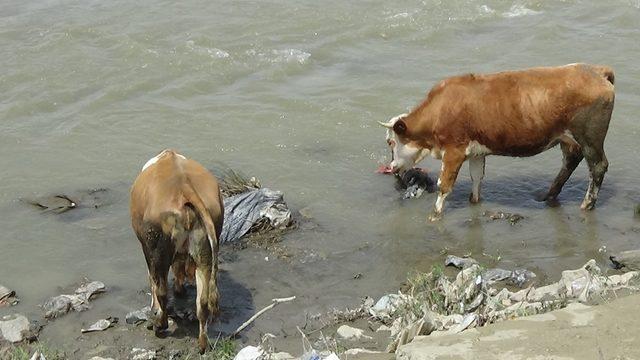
[425,64,614,156]
[130,150,223,240]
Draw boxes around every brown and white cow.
[380,63,615,221]
[130,149,224,354]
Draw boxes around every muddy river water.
[1,0,639,354]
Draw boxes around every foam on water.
[503,4,542,18]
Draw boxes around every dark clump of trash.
[376,165,437,199]
[397,168,437,199]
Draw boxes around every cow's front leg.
[429,148,465,221]
[468,155,485,204]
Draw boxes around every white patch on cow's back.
[142,153,162,171]
[142,150,187,171]
[465,141,492,157]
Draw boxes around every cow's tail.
[593,65,615,85]
[182,184,220,316]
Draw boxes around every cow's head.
[379,113,429,174]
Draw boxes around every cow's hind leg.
[191,233,213,354]
[580,144,608,210]
[429,147,466,221]
[468,156,485,204]
[573,98,613,210]
[148,254,171,335]
[544,135,583,202]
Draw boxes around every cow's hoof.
[428,212,442,222]
[469,193,481,204]
[198,335,208,354]
[533,190,550,202]
[580,201,595,211]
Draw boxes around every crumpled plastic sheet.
[221,188,291,244]
[42,281,106,319]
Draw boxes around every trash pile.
[215,168,292,244]
[42,281,106,318]
[369,257,639,352]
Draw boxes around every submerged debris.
[373,259,639,352]
[483,210,524,225]
[81,317,118,333]
[0,284,19,307]
[610,249,640,271]
[23,194,76,213]
[42,281,106,319]
[22,188,112,214]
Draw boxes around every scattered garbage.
[483,210,524,225]
[0,314,31,343]
[369,293,409,320]
[336,325,372,341]
[125,306,152,325]
[28,351,46,360]
[131,348,156,360]
[42,281,106,318]
[610,249,640,271]
[234,346,264,360]
[371,259,639,352]
[0,284,19,307]
[444,255,478,269]
[221,188,292,244]
[81,317,118,333]
[444,255,536,288]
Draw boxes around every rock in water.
[0,314,30,343]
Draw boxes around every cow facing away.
[380,63,615,221]
[130,149,224,354]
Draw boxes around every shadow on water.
[166,269,255,341]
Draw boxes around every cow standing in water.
[380,63,615,221]
[130,149,224,354]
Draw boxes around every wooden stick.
[231,296,296,337]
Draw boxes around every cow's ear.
[393,119,407,136]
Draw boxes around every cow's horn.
[377,121,393,128]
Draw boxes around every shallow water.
[1,0,640,353]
